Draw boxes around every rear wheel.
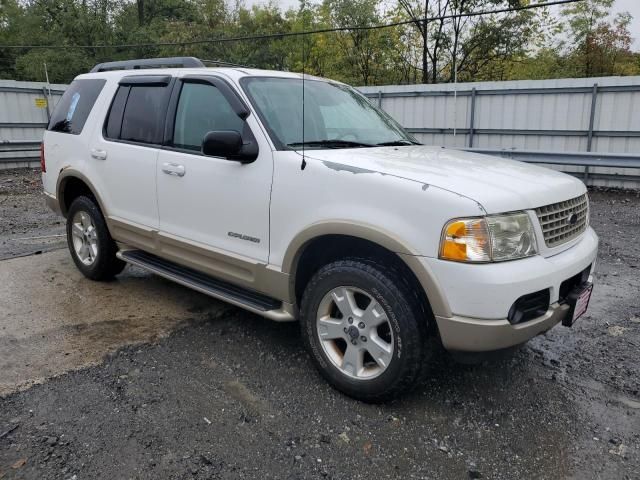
[300,258,429,402]
[66,196,125,280]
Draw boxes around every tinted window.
[119,86,168,144]
[104,86,129,139]
[173,82,244,151]
[48,79,106,135]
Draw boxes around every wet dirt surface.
[0,249,230,396]
[0,169,66,260]
[0,169,639,479]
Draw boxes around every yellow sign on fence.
[34,98,48,109]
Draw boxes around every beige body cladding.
[53,168,451,319]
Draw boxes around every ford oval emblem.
[568,213,578,225]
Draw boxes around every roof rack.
[90,57,205,73]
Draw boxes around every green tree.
[324,0,389,85]
[397,0,455,83]
[447,3,541,82]
[0,0,638,84]
[562,0,637,77]
[396,0,547,84]
[0,0,23,78]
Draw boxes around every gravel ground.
[0,169,65,260]
[0,168,639,479]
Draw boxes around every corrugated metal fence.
[2,76,640,188]
[0,80,65,169]
[359,76,640,188]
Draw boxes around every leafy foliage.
[0,0,637,84]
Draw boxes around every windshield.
[241,77,418,150]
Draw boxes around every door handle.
[162,162,186,177]
[90,149,107,160]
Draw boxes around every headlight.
[440,212,537,263]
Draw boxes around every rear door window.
[120,86,168,144]
[104,86,129,140]
[48,79,106,135]
[104,82,171,145]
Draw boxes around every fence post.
[584,83,599,183]
[377,90,382,109]
[42,86,51,123]
[468,87,477,148]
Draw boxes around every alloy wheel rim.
[71,211,98,266]
[316,286,394,380]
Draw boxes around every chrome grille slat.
[539,213,588,227]
[535,194,589,248]
[538,205,588,223]
[541,210,588,232]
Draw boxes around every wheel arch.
[56,169,107,218]
[282,222,451,319]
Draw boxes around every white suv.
[42,57,598,401]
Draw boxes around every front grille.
[535,194,589,248]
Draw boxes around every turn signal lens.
[440,212,538,263]
[440,218,491,262]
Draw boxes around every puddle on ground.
[0,250,230,396]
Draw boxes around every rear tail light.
[40,143,46,172]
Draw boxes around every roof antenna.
[300,3,307,171]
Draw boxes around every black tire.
[66,195,126,281]
[300,258,429,402]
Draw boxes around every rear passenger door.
[91,75,173,233]
[156,76,272,264]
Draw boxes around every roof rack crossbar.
[90,57,205,73]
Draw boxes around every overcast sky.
[610,0,640,48]
[245,0,640,49]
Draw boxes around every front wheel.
[66,195,125,280]
[300,258,429,402]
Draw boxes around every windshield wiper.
[376,140,420,146]
[287,139,375,149]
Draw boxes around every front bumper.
[435,302,570,352]
[422,227,598,352]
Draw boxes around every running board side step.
[117,250,295,322]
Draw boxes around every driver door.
[156,77,272,272]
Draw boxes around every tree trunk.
[432,56,437,83]
[450,2,462,83]
[422,0,429,84]
[585,35,592,77]
[422,20,428,83]
[137,0,145,27]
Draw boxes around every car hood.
[304,145,586,214]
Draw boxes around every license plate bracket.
[563,282,593,327]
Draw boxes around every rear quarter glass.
[48,79,106,135]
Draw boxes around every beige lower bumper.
[44,192,62,216]
[435,302,570,352]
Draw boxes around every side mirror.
[202,130,243,158]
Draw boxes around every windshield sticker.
[66,92,81,122]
